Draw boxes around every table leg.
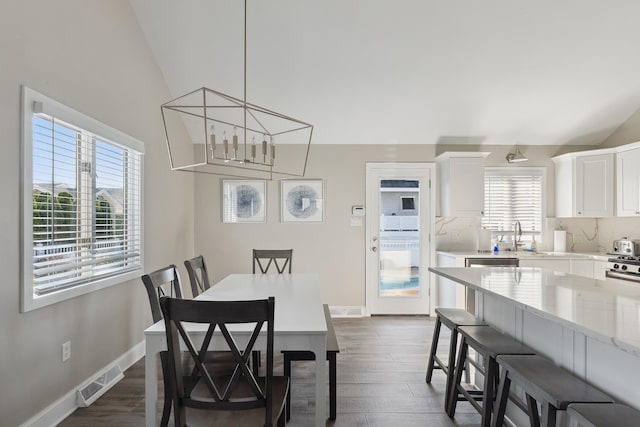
[310,335,327,427]
[145,338,158,427]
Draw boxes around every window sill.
[20,269,142,312]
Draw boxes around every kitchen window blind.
[22,86,144,311]
[481,168,544,240]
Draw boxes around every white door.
[365,163,434,315]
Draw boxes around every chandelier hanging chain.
[243,0,247,149]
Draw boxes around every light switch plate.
[351,206,365,216]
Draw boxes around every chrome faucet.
[513,220,522,252]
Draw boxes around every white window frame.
[482,167,546,243]
[20,86,145,312]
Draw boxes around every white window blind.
[22,86,144,311]
[482,168,544,239]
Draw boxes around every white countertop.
[436,250,612,261]
[429,266,640,355]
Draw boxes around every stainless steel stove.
[606,256,640,282]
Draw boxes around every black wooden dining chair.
[253,249,293,274]
[184,255,211,297]
[250,249,293,375]
[141,265,184,427]
[143,264,236,426]
[159,296,289,427]
[251,249,294,374]
[251,248,340,420]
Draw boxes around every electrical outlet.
[62,341,71,362]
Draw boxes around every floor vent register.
[77,363,124,407]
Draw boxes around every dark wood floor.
[59,316,480,426]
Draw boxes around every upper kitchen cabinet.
[437,152,490,217]
[552,149,614,218]
[616,143,640,217]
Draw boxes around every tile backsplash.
[544,218,599,252]
[597,217,640,251]
[435,216,640,253]
[547,217,640,253]
[435,216,484,251]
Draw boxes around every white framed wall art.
[281,180,324,223]
[223,180,266,223]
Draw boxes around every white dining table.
[144,273,328,427]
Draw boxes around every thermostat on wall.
[352,206,365,216]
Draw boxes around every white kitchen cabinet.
[593,260,608,280]
[519,258,571,273]
[437,152,489,217]
[520,258,595,278]
[575,290,616,335]
[570,259,594,278]
[553,150,614,218]
[616,145,640,216]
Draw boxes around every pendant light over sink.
[160,0,313,180]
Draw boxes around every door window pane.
[379,180,420,297]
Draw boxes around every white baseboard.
[329,305,368,318]
[21,341,145,427]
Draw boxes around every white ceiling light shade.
[506,147,528,163]
[160,0,313,180]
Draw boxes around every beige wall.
[0,1,194,425]
[600,106,640,148]
[194,145,430,306]
[192,143,595,307]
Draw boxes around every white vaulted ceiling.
[130,0,640,146]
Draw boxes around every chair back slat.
[218,322,265,401]
[141,265,184,323]
[160,296,276,425]
[184,255,211,297]
[253,249,293,274]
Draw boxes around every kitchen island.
[435,251,612,311]
[429,266,640,422]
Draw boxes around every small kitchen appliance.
[606,238,640,282]
[612,237,640,256]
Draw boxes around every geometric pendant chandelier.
[160,0,313,180]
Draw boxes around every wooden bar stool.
[425,308,487,409]
[567,403,640,427]
[492,355,614,427]
[447,326,536,427]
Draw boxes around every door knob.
[371,247,377,252]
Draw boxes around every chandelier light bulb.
[261,134,268,162]
[209,125,216,155]
[232,126,239,154]
[270,136,276,162]
[223,130,229,160]
[251,136,257,160]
